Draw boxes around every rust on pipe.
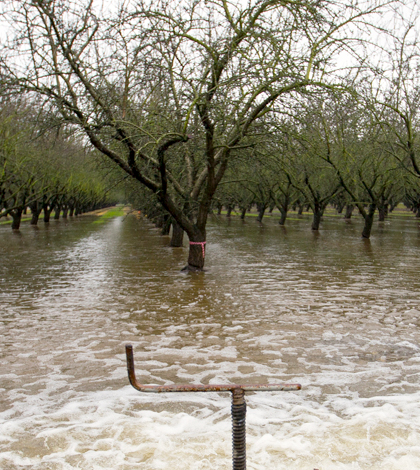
[126,344,301,393]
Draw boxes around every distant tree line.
[212,84,420,238]
[130,86,420,240]
[0,99,116,230]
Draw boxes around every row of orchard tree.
[1,0,419,268]
[217,89,420,239]
[128,70,420,244]
[0,99,114,229]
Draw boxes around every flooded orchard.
[2,212,420,469]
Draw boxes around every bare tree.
[364,16,420,180]
[1,0,394,268]
[308,93,403,238]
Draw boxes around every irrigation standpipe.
[125,344,301,470]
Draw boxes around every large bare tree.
[1,0,394,269]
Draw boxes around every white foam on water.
[2,384,420,469]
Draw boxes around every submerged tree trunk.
[184,232,206,271]
[277,196,289,225]
[11,208,23,230]
[361,203,376,239]
[31,210,40,225]
[240,206,247,220]
[30,201,42,225]
[54,204,61,220]
[278,206,288,226]
[62,205,69,219]
[43,205,52,223]
[344,204,354,219]
[226,204,232,217]
[378,204,388,222]
[170,221,184,247]
[256,203,266,222]
[275,193,290,226]
[336,201,345,214]
[311,204,323,231]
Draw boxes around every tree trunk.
[240,207,247,220]
[11,208,23,230]
[30,201,42,225]
[311,204,322,231]
[31,210,40,225]
[54,204,61,220]
[184,232,206,271]
[43,205,52,223]
[69,205,75,217]
[336,202,345,214]
[226,204,232,217]
[256,203,266,222]
[279,207,288,225]
[361,204,376,239]
[378,204,388,221]
[344,205,354,219]
[62,205,69,218]
[297,204,304,215]
[170,221,184,247]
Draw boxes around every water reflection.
[1,213,420,469]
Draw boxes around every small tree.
[313,93,401,238]
[364,20,420,180]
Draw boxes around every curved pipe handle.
[125,344,301,393]
[126,344,140,390]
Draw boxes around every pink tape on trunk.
[189,241,206,258]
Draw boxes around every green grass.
[92,206,125,224]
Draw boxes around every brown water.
[2,213,420,469]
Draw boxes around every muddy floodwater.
[2,212,420,469]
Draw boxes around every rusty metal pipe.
[125,343,301,470]
[126,344,301,393]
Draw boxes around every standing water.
[1,212,420,469]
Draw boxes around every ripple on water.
[1,214,420,469]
